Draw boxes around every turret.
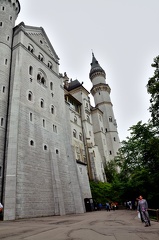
[0,0,20,200]
[89,53,120,163]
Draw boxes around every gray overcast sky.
[16,0,159,141]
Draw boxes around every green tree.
[147,55,159,130]
[115,121,159,207]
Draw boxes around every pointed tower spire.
[89,53,106,81]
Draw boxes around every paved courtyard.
[0,210,158,240]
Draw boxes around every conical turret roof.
[89,53,106,80]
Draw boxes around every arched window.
[29,66,33,75]
[50,82,53,90]
[73,129,77,138]
[28,44,34,53]
[28,91,33,101]
[30,140,34,146]
[37,73,41,81]
[74,115,77,123]
[38,53,44,62]
[29,112,33,122]
[37,71,47,87]
[2,86,5,93]
[51,105,54,114]
[43,119,45,127]
[1,118,4,127]
[48,61,53,69]
[87,115,90,123]
[40,99,44,108]
[79,133,82,141]
[109,116,112,122]
[44,145,47,150]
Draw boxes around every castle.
[0,0,120,220]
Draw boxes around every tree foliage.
[147,55,159,130]
[114,121,159,208]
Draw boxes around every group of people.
[105,202,118,211]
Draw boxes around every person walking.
[137,195,150,227]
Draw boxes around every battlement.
[0,0,20,14]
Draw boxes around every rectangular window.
[43,119,45,128]
[29,113,33,122]
[5,59,7,65]
[2,86,5,93]
[0,22,3,27]
[1,118,4,126]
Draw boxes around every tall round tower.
[0,0,20,199]
[90,53,120,162]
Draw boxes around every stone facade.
[0,0,120,220]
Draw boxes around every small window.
[1,6,5,11]
[50,82,53,90]
[37,73,41,81]
[79,133,82,141]
[29,112,33,122]
[56,149,59,154]
[109,117,112,122]
[1,118,4,126]
[53,124,57,133]
[41,77,45,85]
[93,151,95,157]
[73,129,77,138]
[29,66,33,75]
[7,36,10,41]
[44,145,47,150]
[109,151,112,155]
[105,128,107,132]
[37,72,46,86]
[40,99,44,108]
[114,137,116,141]
[28,91,33,101]
[2,86,5,93]
[51,105,54,114]
[0,22,3,27]
[48,61,52,69]
[87,115,90,123]
[74,115,77,123]
[28,44,34,53]
[5,59,8,65]
[9,16,12,21]
[38,53,44,62]
[30,140,34,146]
[40,40,43,44]
[43,119,45,128]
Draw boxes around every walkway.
[0,210,158,239]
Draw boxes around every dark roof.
[67,80,82,91]
[89,53,106,79]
